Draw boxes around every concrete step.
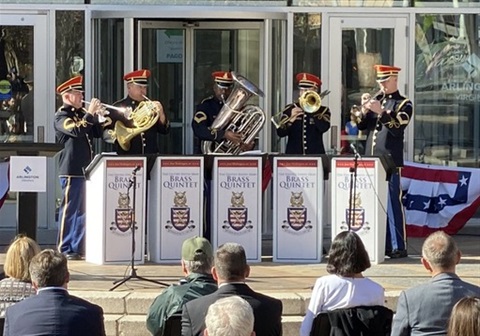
[70,290,401,336]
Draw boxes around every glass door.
[327,16,409,155]
[138,21,262,155]
[0,14,48,242]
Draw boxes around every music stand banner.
[86,156,146,265]
[272,157,324,263]
[330,157,387,264]
[212,157,262,263]
[149,156,204,263]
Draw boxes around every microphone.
[350,143,361,158]
[132,165,141,174]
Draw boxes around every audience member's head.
[421,231,460,274]
[181,236,214,275]
[213,243,249,283]
[447,296,480,336]
[204,296,254,336]
[4,234,41,282]
[326,231,371,277]
[29,249,69,289]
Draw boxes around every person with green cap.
[146,236,218,336]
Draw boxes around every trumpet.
[82,100,132,116]
[361,89,385,107]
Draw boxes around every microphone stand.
[110,166,169,291]
[348,144,360,231]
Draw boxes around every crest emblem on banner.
[111,192,132,233]
[223,191,253,232]
[166,191,195,232]
[282,192,312,232]
[342,193,369,232]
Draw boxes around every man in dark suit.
[182,242,283,336]
[391,231,479,336]
[3,249,105,336]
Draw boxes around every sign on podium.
[331,156,389,264]
[272,157,324,263]
[85,154,147,265]
[149,156,204,263]
[212,156,262,262]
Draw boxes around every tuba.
[201,72,265,155]
[115,98,161,151]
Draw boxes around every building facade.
[1,0,479,244]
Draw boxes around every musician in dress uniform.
[357,65,413,259]
[104,69,169,155]
[276,73,331,155]
[192,71,249,154]
[54,76,105,260]
[192,71,256,241]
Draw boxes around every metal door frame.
[325,14,410,155]
[0,13,53,238]
[137,20,265,155]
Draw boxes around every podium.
[331,155,395,264]
[212,156,263,262]
[84,154,147,265]
[148,156,204,263]
[272,155,329,263]
[0,143,63,241]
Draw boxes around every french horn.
[115,97,161,151]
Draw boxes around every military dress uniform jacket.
[357,91,413,167]
[146,273,217,336]
[105,96,170,155]
[276,103,331,155]
[192,96,225,154]
[54,105,103,176]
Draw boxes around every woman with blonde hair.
[447,296,480,336]
[0,234,41,317]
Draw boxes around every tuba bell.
[115,98,161,151]
[201,72,265,155]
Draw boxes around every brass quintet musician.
[275,73,331,155]
[192,71,260,155]
[54,75,105,260]
[103,69,169,155]
[356,65,413,259]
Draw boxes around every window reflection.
[0,26,34,143]
[55,11,85,108]
[293,13,322,101]
[414,14,480,167]
[340,28,394,155]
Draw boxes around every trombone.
[271,89,330,129]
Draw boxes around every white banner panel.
[331,157,387,264]
[273,158,324,263]
[86,156,147,265]
[9,156,46,192]
[212,157,262,262]
[149,157,204,263]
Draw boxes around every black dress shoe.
[66,253,82,261]
[386,249,408,259]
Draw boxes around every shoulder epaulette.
[200,95,214,104]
